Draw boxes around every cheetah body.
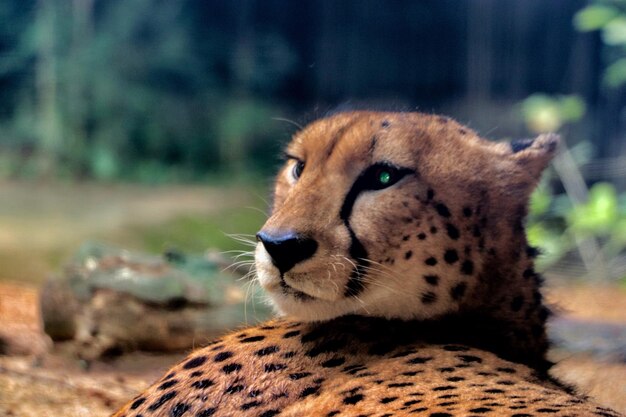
[113,112,622,417]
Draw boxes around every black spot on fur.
[264,363,287,372]
[182,356,207,369]
[424,275,439,285]
[421,291,437,304]
[130,397,145,409]
[241,400,262,410]
[240,335,265,343]
[256,346,280,356]
[170,402,190,417]
[405,250,413,260]
[389,382,414,387]
[402,371,422,376]
[407,356,432,364]
[425,257,438,266]
[427,189,435,200]
[433,385,457,391]
[435,203,451,218]
[381,120,390,128]
[444,249,459,264]
[259,411,280,417]
[300,385,321,398]
[148,391,176,411]
[497,367,516,373]
[458,354,482,363]
[418,233,427,240]
[222,363,242,374]
[191,379,214,389]
[450,282,466,300]
[213,351,233,362]
[289,372,312,380]
[470,407,493,413]
[463,207,472,217]
[380,396,398,404]
[460,259,474,275]
[283,330,300,338]
[157,380,178,390]
[322,357,346,368]
[485,388,505,394]
[343,394,364,405]
[446,224,460,239]
[430,226,438,234]
[225,384,244,394]
[196,408,217,417]
[498,380,516,385]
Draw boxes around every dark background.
[0,0,623,180]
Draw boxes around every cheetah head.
[255,112,558,321]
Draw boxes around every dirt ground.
[0,281,625,416]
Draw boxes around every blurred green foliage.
[517,1,626,281]
[520,94,586,134]
[575,0,626,87]
[0,0,292,182]
[135,206,266,254]
[528,180,626,271]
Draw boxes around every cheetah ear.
[509,133,560,179]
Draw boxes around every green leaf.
[567,182,619,234]
[602,17,626,45]
[604,58,626,87]
[558,95,586,122]
[520,94,562,133]
[574,5,618,32]
[529,186,552,217]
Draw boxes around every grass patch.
[132,206,267,255]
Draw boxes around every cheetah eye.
[364,163,409,191]
[292,160,305,180]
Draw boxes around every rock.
[40,242,270,359]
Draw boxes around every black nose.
[257,230,318,274]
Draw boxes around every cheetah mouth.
[279,276,315,301]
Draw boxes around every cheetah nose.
[256,230,318,274]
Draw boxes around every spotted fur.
[112,112,622,417]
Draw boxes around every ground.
[0,182,624,416]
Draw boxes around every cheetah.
[112,112,623,417]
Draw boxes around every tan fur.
[112,112,622,417]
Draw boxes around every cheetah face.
[255,112,558,322]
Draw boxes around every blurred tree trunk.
[66,0,94,177]
[466,0,494,102]
[219,0,253,173]
[35,0,63,176]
